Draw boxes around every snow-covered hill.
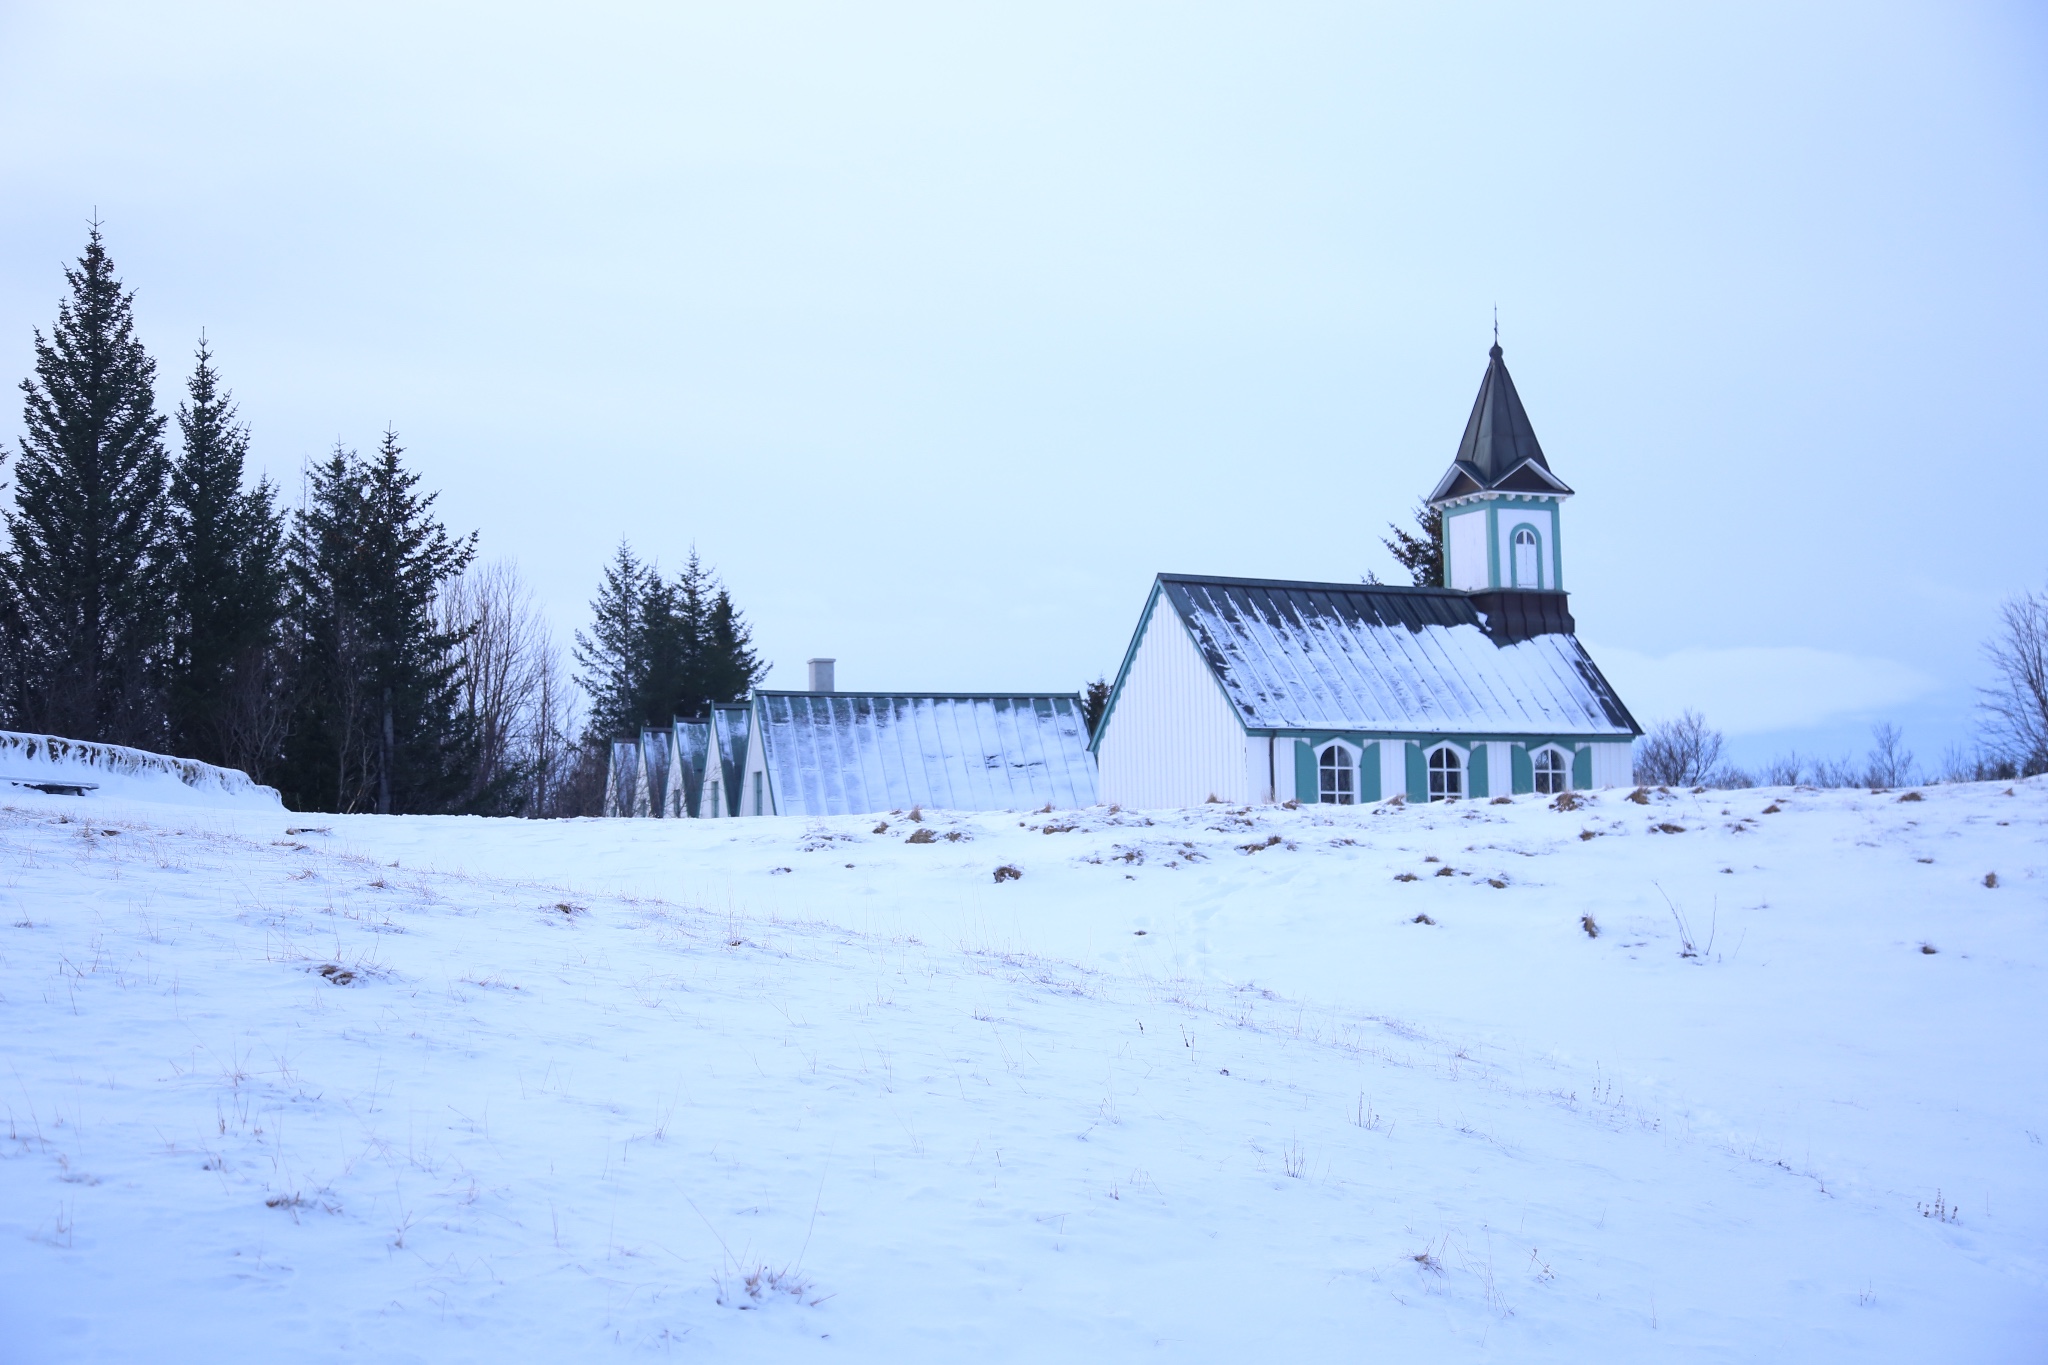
[1,779,2042,1361]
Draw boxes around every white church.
[1090,342,1640,807]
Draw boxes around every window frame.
[1426,744,1464,802]
[1510,523,1541,589]
[1531,745,1571,796]
[1317,741,1358,805]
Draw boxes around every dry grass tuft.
[993,864,1022,883]
[906,828,938,845]
[1581,914,1599,938]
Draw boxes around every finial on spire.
[1492,305,1498,346]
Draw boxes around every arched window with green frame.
[1318,743,1355,804]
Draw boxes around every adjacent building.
[601,661,1096,819]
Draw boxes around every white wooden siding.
[1447,509,1489,590]
[1484,740,1513,798]
[1097,596,1249,809]
[733,699,772,816]
[1379,741,1406,800]
[1246,736,1277,804]
[1590,740,1633,788]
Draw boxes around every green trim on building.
[1485,503,1500,588]
[1359,741,1381,802]
[1572,746,1594,789]
[1468,743,1489,798]
[1405,741,1427,802]
[1511,743,1534,794]
[1299,737,1383,805]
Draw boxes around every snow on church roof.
[755,692,1097,817]
[1156,574,1639,737]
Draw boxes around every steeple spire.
[1427,341,1572,504]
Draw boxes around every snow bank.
[0,729,280,809]
[0,780,2041,1360]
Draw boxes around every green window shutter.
[1294,740,1317,802]
[1512,744,1533,795]
[1572,746,1594,790]
[1358,742,1380,802]
[1404,741,1426,801]
[1468,744,1488,799]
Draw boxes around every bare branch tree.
[437,560,584,814]
[1634,709,1727,786]
[1862,722,1915,788]
[1979,588,2048,777]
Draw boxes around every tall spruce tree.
[698,585,764,705]
[1,223,171,743]
[280,432,479,813]
[283,445,376,810]
[573,544,767,740]
[572,542,653,740]
[165,337,286,769]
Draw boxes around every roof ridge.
[754,690,1081,699]
[1156,572,1470,595]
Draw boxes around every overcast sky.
[3,1,2044,769]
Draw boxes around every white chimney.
[807,658,836,693]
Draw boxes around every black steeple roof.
[1427,343,1573,504]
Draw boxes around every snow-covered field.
[1,778,2043,1361]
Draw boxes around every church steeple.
[1427,342,1573,594]
[1428,343,1573,502]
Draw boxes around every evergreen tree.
[698,585,765,705]
[165,337,286,769]
[635,570,689,727]
[1381,501,1444,588]
[1,223,171,743]
[572,542,653,740]
[1081,677,1111,736]
[573,543,767,739]
[280,432,479,813]
[281,445,376,810]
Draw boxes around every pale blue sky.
[2,2,2044,771]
